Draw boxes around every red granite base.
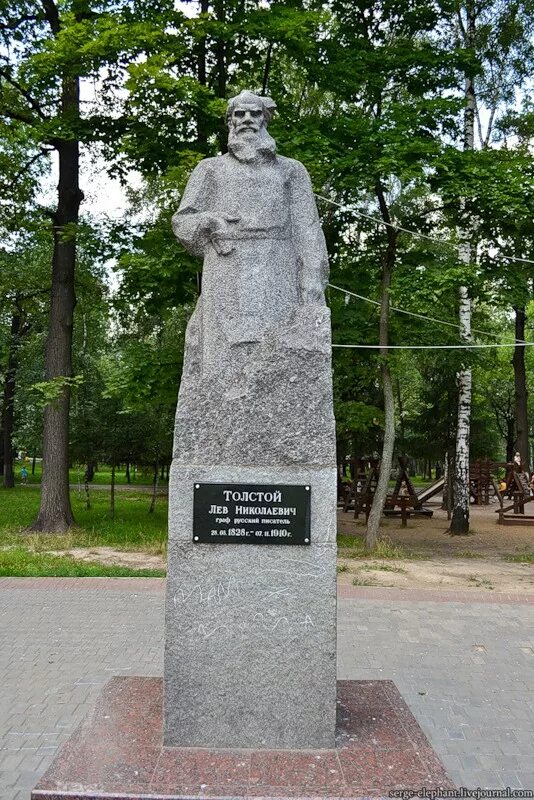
[32,677,453,800]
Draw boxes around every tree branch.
[0,14,39,31]
[0,148,52,194]
[474,95,484,148]
[0,103,36,126]
[455,5,467,42]
[483,104,497,148]
[0,67,49,120]
[40,0,60,34]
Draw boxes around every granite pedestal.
[165,465,337,749]
[31,676,454,800]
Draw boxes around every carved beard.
[227,125,276,163]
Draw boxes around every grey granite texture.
[166,91,337,749]
[173,302,335,465]
[164,535,337,749]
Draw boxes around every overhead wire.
[332,342,534,350]
[319,195,531,350]
[315,193,534,266]
[327,283,510,341]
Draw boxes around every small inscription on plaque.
[193,483,311,545]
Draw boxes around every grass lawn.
[0,485,168,576]
[336,533,420,560]
[14,459,165,486]
[0,550,166,577]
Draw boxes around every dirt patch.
[337,556,534,593]
[48,547,166,570]
[338,503,534,593]
[338,503,534,559]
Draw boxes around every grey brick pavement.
[0,579,532,798]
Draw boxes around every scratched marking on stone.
[198,623,231,638]
[194,612,315,639]
[263,587,297,600]
[173,577,243,607]
[173,575,308,609]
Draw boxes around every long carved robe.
[171,151,335,466]
[172,152,328,375]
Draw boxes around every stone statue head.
[226,91,277,163]
[226,91,277,132]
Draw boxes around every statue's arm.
[172,161,226,257]
[290,160,329,304]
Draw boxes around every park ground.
[0,471,533,592]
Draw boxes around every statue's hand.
[201,214,240,234]
[204,214,241,255]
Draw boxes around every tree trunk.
[196,0,209,149]
[214,0,228,152]
[512,306,529,470]
[451,285,472,534]
[262,42,273,96]
[396,378,405,455]
[84,472,91,510]
[125,461,131,484]
[29,74,81,532]
[3,310,21,489]
[447,451,454,520]
[85,460,95,482]
[451,2,475,535]
[149,458,159,514]
[442,452,448,511]
[366,182,397,551]
[506,417,515,463]
[32,454,36,475]
[110,461,115,519]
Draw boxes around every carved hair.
[226,90,277,125]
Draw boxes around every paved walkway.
[0,579,532,799]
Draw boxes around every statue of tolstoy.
[171,89,335,466]
[172,90,329,374]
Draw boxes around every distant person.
[20,466,28,485]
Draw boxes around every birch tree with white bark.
[448,0,534,532]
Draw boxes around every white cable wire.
[333,342,534,349]
[316,193,534,266]
[327,282,511,341]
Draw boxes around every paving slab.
[0,579,533,797]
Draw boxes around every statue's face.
[230,102,264,136]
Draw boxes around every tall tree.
[513,306,529,467]
[450,0,475,535]
[0,0,188,530]
[365,186,397,550]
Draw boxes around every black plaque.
[192,483,311,545]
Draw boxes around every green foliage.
[505,552,534,564]
[32,375,84,406]
[0,0,532,515]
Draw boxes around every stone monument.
[30,89,454,800]
[164,89,337,750]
